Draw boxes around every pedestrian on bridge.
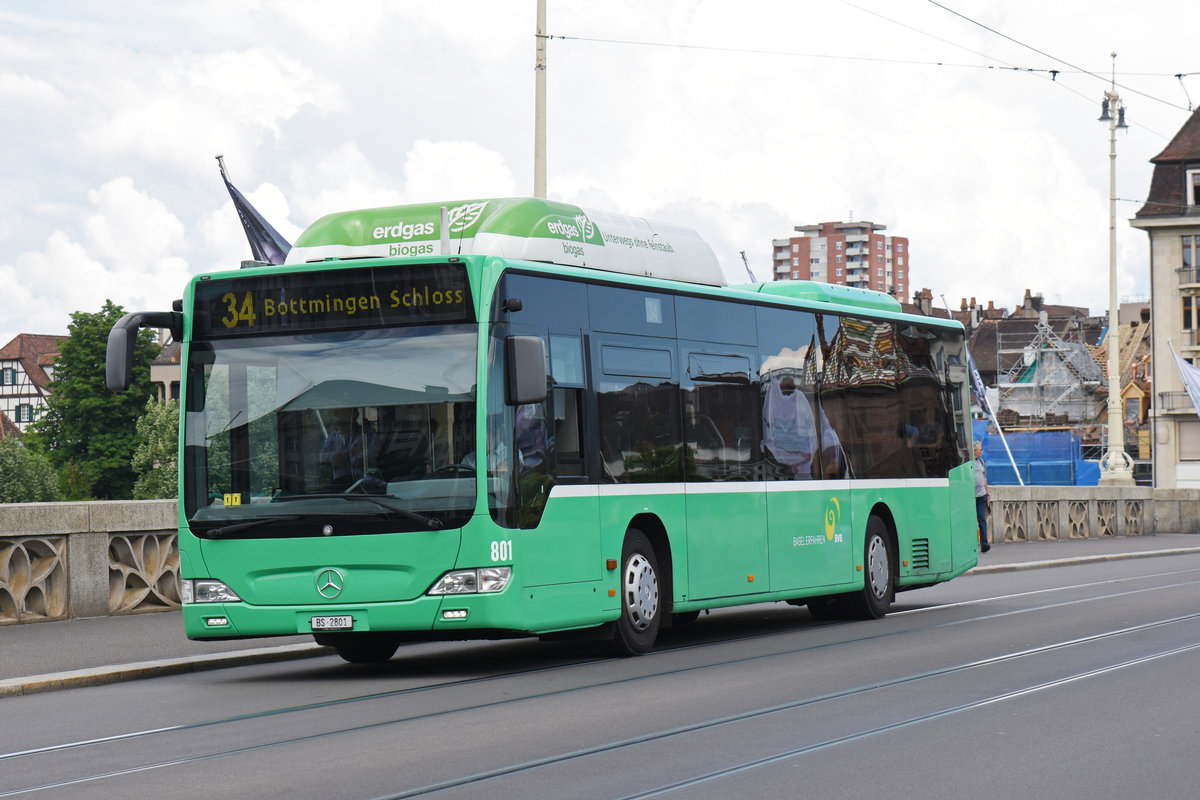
[974,440,990,553]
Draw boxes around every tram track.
[3,565,1200,798]
[4,564,1199,768]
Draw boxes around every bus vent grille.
[910,539,930,570]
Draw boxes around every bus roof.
[286,197,727,287]
[738,279,905,314]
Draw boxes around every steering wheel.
[344,478,369,494]
[432,464,474,476]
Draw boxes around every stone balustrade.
[988,486,1198,542]
[0,500,178,625]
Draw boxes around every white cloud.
[402,140,517,202]
[77,48,339,176]
[0,0,1191,348]
[0,178,193,345]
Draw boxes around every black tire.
[317,633,401,664]
[847,516,894,620]
[612,529,663,656]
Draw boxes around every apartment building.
[1131,107,1200,487]
[771,220,909,298]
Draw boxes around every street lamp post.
[1098,60,1134,486]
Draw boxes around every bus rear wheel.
[847,516,894,620]
[612,529,662,656]
[317,633,401,664]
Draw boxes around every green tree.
[29,300,160,499]
[0,437,62,503]
[132,398,179,499]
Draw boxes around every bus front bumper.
[183,591,528,640]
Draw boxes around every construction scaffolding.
[995,313,1105,427]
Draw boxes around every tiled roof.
[0,411,21,440]
[1136,108,1200,218]
[898,302,950,319]
[153,341,181,364]
[0,333,66,391]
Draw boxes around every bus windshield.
[184,324,478,536]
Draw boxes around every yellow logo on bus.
[824,497,840,541]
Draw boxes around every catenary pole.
[534,0,547,199]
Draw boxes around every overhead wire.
[544,30,1190,116]
[544,32,1066,77]
[545,30,1174,139]
[923,0,1191,113]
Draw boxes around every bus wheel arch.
[866,502,899,570]
[612,519,667,656]
[628,513,674,607]
[850,505,897,619]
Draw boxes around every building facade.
[1131,108,1200,488]
[771,220,909,297]
[0,334,65,434]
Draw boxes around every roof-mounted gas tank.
[286,197,727,287]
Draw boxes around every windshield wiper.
[204,515,302,539]
[270,493,444,530]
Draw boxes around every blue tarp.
[971,422,1097,486]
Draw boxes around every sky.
[2,0,1198,348]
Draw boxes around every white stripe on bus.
[549,477,949,499]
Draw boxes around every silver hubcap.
[624,552,659,631]
[867,535,889,599]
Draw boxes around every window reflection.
[185,326,477,531]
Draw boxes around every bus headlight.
[180,579,242,604]
[429,567,511,595]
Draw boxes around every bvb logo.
[824,497,841,541]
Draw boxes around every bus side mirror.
[505,335,547,405]
[106,311,181,392]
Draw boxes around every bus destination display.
[193,263,473,338]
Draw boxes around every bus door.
[515,330,603,588]
[680,345,769,600]
[762,375,852,591]
[759,307,855,592]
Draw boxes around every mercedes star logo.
[316,568,344,599]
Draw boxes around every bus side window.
[549,332,587,481]
[553,386,585,479]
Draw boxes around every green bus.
[107,197,978,663]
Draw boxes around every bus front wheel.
[612,529,663,656]
[317,633,401,664]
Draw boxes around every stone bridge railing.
[0,501,178,625]
[987,487,1200,542]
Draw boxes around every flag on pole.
[217,155,291,266]
[1169,340,1200,417]
[966,347,991,416]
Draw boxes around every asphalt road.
[3,552,1200,799]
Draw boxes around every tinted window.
[602,345,673,378]
[677,295,756,345]
[496,272,588,329]
[756,306,832,480]
[595,338,681,483]
[681,347,762,481]
[589,285,675,336]
[817,314,968,479]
